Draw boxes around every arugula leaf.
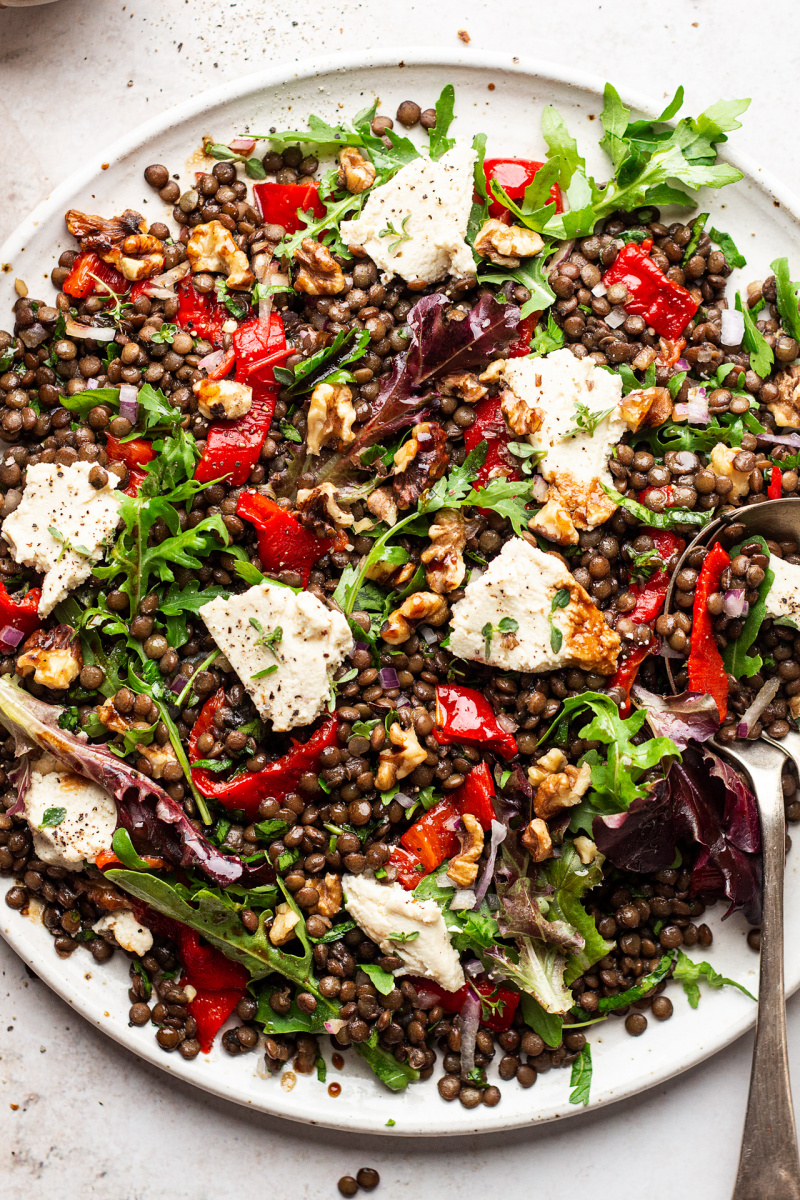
[463,475,537,536]
[205,141,267,179]
[361,963,397,995]
[256,988,328,1034]
[673,949,756,1007]
[771,257,800,344]
[479,245,557,319]
[722,534,775,679]
[710,226,746,269]
[111,827,152,870]
[682,212,709,263]
[549,587,571,653]
[60,387,122,419]
[529,313,565,355]
[597,954,673,1011]
[568,1043,592,1106]
[735,292,774,378]
[260,113,366,149]
[427,84,456,160]
[602,485,716,530]
[277,327,369,397]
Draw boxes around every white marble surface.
[2,0,800,1195]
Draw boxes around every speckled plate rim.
[2,47,800,1137]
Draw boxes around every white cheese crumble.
[339,144,477,284]
[22,767,117,870]
[199,580,352,732]
[93,910,154,956]
[498,349,627,529]
[449,536,620,675]
[1,461,122,616]
[765,555,800,628]
[343,873,465,993]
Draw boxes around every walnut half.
[521,818,553,863]
[186,220,254,290]
[296,483,354,531]
[447,813,484,887]
[306,381,356,455]
[380,591,449,645]
[338,147,377,194]
[474,218,544,268]
[293,239,346,295]
[16,625,82,690]
[421,509,467,593]
[532,762,592,820]
[375,721,428,790]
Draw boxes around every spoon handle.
[732,761,800,1200]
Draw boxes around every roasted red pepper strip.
[176,280,230,347]
[236,491,331,587]
[207,347,236,380]
[185,985,244,1053]
[194,314,288,486]
[608,640,656,717]
[105,435,155,496]
[462,396,521,490]
[0,580,42,637]
[482,158,563,222]
[405,975,519,1030]
[627,531,685,624]
[507,312,538,359]
[389,844,427,889]
[433,684,518,760]
[603,243,698,340]
[399,762,497,876]
[688,541,731,720]
[178,927,249,990]
[62,251,128,300]
[769,465,783,500]
[252,181,327,235]
[189,690,339,819]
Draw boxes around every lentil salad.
[1,81,798,1112]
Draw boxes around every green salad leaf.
[673,949,756,1008]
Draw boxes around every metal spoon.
[660,497,800,1198]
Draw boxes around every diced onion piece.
[449,888,477,910]
[118,383,139,425]
[64,318,116,342]
[418,625,437,645]
[723,588,749,619]
[675,357,689,370]
[149,261,190,290]
[170,674,189,695]
[0,626,25,649]
[720,309,745,347]
[197,348,225,373]
[605,307,627,329]
[395,792,415,809]
[379,667,399,690]
[591,282,607,297]
[737,676,782,738]
[687,386,710,426]
[473,820,507,906]
[458,988,481,1079]
[324,1018,348,1035]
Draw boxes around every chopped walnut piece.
[709,442,751,500]
[769,365,800,429]
[381,591,449,645]
[532,762,592,820]
[338,147,377,194]
[573,836,598,865]
[619,386,672,431]
[439,372,488,404]
[270,902,301,946]
[392,421,449,510]
[293,239,346,295]
[193,378,253,420]
[521,818,553,863]
[366,485,398,527]
[479,360,506,384]
[421,509,467,593]
[297,483,354,530]
[447,814,484,887]
[136,741,179,780]
[16,625,83,690]
[306,381,356,455]
[527,748,567,785]
[95,697,151,737]
[474,218,544,267]
[501,385,544,437]
[65,208,146,244]
[186,220,255,289]
[313,874,343,918]
[101,234,165,282]
[375,721,428,790]
[528,495,578,546]
[365,559,417,588]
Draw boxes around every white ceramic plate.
[2,48,799,1136]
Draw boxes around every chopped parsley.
[549,587,571,653]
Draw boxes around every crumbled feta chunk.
[22,767,117,870]
[765,554,800,628]
[199,581,352,732]
[449,536,620,675]
[343,873,465,992]
[1,462,122,616]
[497,349,627,529]
[339,145,477,284]
[93,910,153,956]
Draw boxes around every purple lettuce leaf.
[593,745,762,924]
[496,873,585,951]
[632,685,720,750]
[0,676,260,887]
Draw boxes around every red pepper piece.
[507,312,539,359]
[189,690,340,819]
[399,763,497,876]
[769,465,783,500]
[603,243,698,340]
[462,396,521,490]
[389,844,426,890]
[0,580,42,637]
[236,491,331,587]
[482,159,563,222]
[433,684,518,760]
[252,181,327,235]
[176,280,230,348]
[194,315,288,486]
[62,251,128,300]
[607,640,656,717]
[688,541,731,720]
[185,986,244,1053]
[105,435,155,497]
[178,927,249,990]
[207,346,236,380]
[627,530,685,625]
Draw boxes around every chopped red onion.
[459,988,481,1079]
[353,640,369,653]
[473,820,507,906]
[87,378,101,391]
[65,317,115,342]
[659,641,685,659]
[673,402,688,419]
[149,261,190,290]
[737,677,781,738]
[170,674,189,695]
[532,474,549,502]
[436,871,454,889]
[675,357,689,370]
[686,386,710,425]
[324,1018,347,1035]
[396,693,412,708]
[418,625,437,645]
[395,792,415,809]
[464,959,483,981]
[720,308,745,347]
[496,713,518,734]
[757,431,800,448]
[723,588,749,619]
[449,888,477,910]
[545,240,574,275]
[198,348,225,373]
[379,667,400,690]
[0,625,25,650]
[118,384,139,425]
[605,307,627,329]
